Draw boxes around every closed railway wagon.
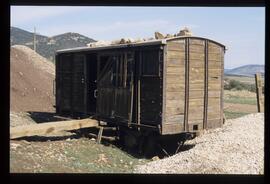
[55,36,226,154]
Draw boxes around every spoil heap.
[10,45,55,112]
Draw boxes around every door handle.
[94,89,98,98]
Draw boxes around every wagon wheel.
[117,127,126,147]
[138,135,146,155]
[143,136,157,159]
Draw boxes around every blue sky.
[10,6,265,69]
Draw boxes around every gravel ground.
[10,111,36,127]
[134,113,264,174]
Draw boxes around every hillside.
[10,45,55,112]
[225,64,264,77]
[10,27,96,62]
[10,27,48,45]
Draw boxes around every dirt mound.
[10,45,55,112]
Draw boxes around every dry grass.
[224,89,263,119]
[224,89,256,98]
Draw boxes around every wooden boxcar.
[55,36,226,137]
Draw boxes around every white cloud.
[10,6,85,25]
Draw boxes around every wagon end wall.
[162,37,225,135]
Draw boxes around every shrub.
[224,79,256,92]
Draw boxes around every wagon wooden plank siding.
[55,36,226,136]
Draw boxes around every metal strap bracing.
[221,49,225,123]
[184,38,190,131]
[203,40,209,129]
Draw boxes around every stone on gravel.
[151,156,160,161]
[10,143,20,149]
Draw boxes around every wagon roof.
[56,36,226,54]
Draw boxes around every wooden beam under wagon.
[10,118,99,139]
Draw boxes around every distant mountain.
[10,27,96,62]
[225,64,264,77]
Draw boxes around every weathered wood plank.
[189,98,204,106]
[10,119,99,139]
[167,66,185,74]
[189,39,205,45]
[190,67,205,73]
[166,99,185,108]
[208,97,221,103]
[188,114,203,120]
[208,50,222,55]
[189,83,205,90]
[207,106,221,113]
[208,79,221,86]
[167,51,185,59]
[189,79,205,84]
[166,92,185,100]
[167,42,185,51]
[207,109,221,115]
[166,79,185,85]
[167,78,185,84]
[208,60,221,68]
[166,85,185,92]
[208,53,221,60]
[189,105,204,113]
[162,123,184,135]
[189,60,205,68]
[208,68,222,74]
[188,73,204,80]
[208,42,220,48]
[97,126,104,144]
[208,84,221,90]
[170,39,186,44]
[207,113,221,119]
[208,45,222,53]
[167,58,185,67]
[208,76,221,82]
[166,85,185,91]
[166,107,184,116]
[208,90,221,97]
[165,115,184,124]
[166,73,185,80]
[189,45,205,53]
[189,101,204,108]
[189,90,204,98]
[189,53,204,60]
